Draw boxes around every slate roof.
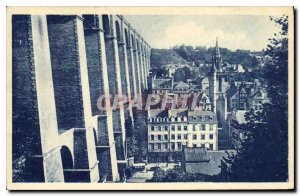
[183,147,210,162]
[183,148,236,176]
[188,110,215,117]
[173,82,189,90]
[152,78,173,89]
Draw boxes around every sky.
[125,15,281,51]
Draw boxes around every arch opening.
[124,28,129,46]
[102,15,110,37]
[60,146,73,170]
[93,128,98,146]
[131,34,135,49]
[115,21,121,42]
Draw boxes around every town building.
[147,109,218,163]
[227,80,268,111]
[181,147,236,178]
[151,77,173,95]
[173,81,190,97]
[248,89,268,110]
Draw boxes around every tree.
[148,167,206,182]
[221,15,289,182]
[163,168,185,182]
[126,136,139,158]
[150,168,166,182]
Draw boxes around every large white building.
[147,109,218,162]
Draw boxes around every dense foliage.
[148,167,205,182]
[221,15,289,182]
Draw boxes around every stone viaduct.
[12,14,151,182]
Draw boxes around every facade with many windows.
[147,109,218,162]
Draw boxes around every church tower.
[209,38,227,124]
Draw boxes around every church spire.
[211,37,222,72]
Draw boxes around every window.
[165,126,168,131]
[209,125,214,131]
[164,135,168,141]
[193,124,196,131]
[201,134,205,140]
[171,125,175,131]
[184,134,188,140]
[209,116,213,121]
[201,124,206,131]
[201,116,205,121]
[177,143,182,151]
[177,134,181,140]
[200,143,205,148]
[193,116,197,120]
[184,126,188,131]
[171,143,175,150]
[193,144,197,148]
[193,134,197,140]
[178,125,182,131]
[158,135,162,141]
[151,126,154,131]
[158,126,161,131]
[209,134,213,140]
[171,134,175,140]
[149,144,154,149]
[209,144,214,150]
[164,143,168,150]
[150,135,154,141]
[158,144,161,150]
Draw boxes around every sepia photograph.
[6,6,294,190]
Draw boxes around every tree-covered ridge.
[150,45,263,69]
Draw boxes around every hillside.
[150,46,263,69]
[150,49,188,68]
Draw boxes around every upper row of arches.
[101,15,150,54]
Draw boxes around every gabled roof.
[249,89,267,100]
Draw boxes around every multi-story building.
[147,109,218,163]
